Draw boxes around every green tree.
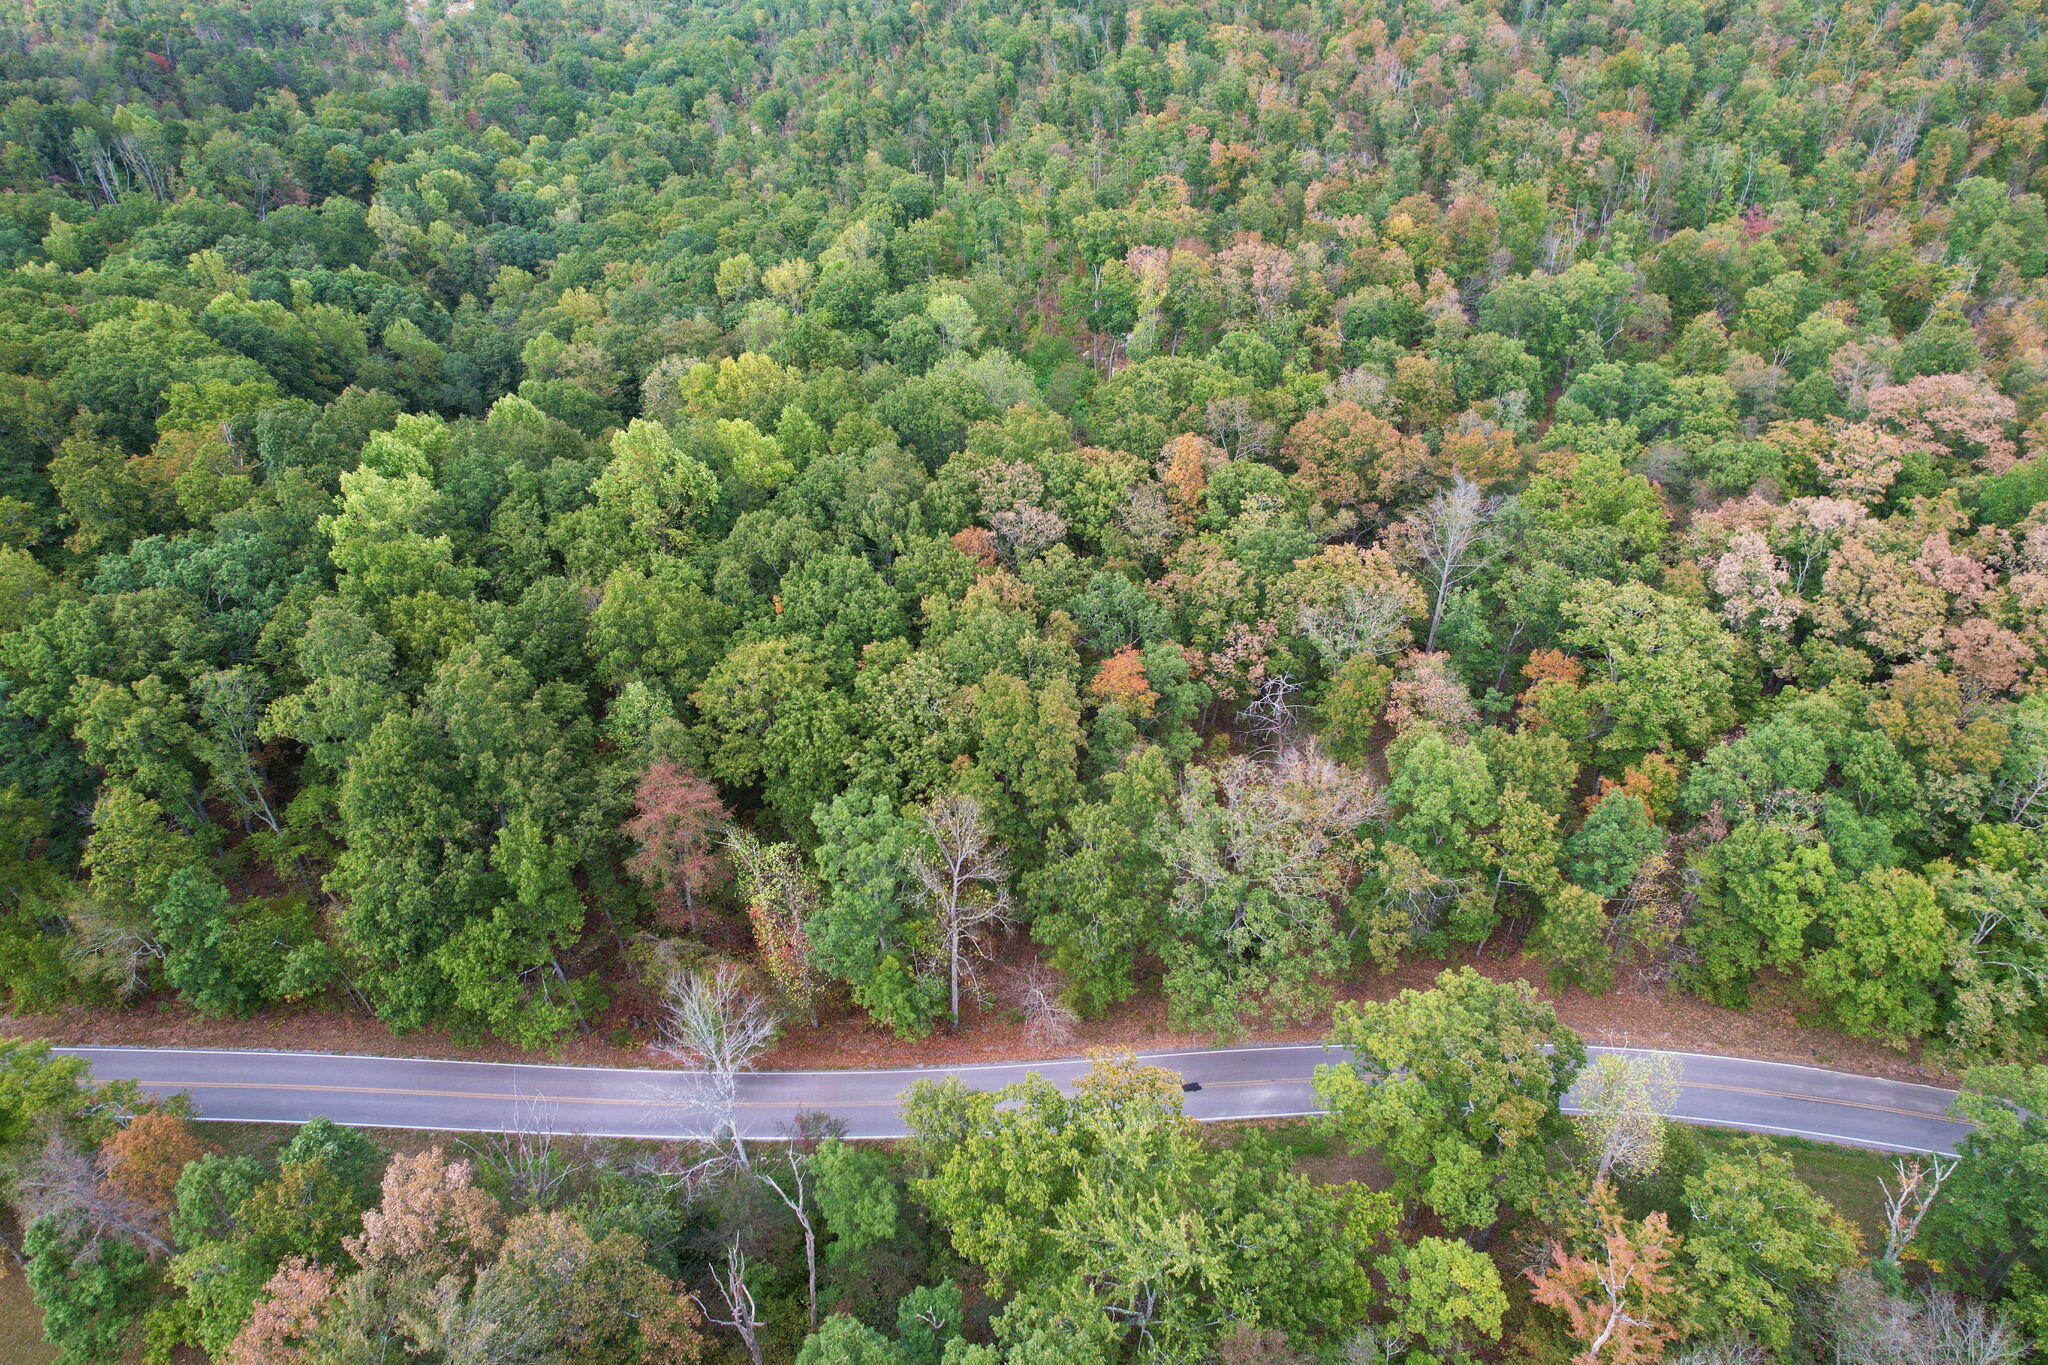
[904,1058,1369,1357]
[1565,789,1662,899]
[1680,1137,1859,1349]
[1924,1066,2048,1340]
[22,1215,152,1365]
[1025,745,1174,1016]
[1805,867,1951,1041]
[153,865,263,1016]
[1315,967,1585,1233]
[1375,1236,1508,1361]
[811,789,944,1038]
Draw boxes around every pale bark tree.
[405,1269,545,1365]
[1879,1154,1956,1264]
[1826,1269,2023,1365]
[468,1093,587,1212]
[1528,1183,1682,1365]
[1240,673,1301,757]
[1002,962,1080,1049]
[1574,1051,1681,1183]
[756,1143,818,1332]
[651,963,779,1174]
[909,793,1013,1027]
[702,1233,766,1365]
[1404,478,1499,652]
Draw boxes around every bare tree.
[909,793,1013,1028]
[1826,1270,2024,1365]
[1001,962,1079,1049]
[12,1133,171,1258]
[702,1232,766,1365]
[62,899,162,1000]
[467,1092,586,1212]
[756,1142,819,1332]
[1269,742,1387,832]
[1402,478,1498,653]
[1205,394,1275,461]
[1294,582,1414,668]
[1572,1051,1682,1182]
[651,963,779,1172]
[1669,1339,1766,1365]
[1240,674,1302,757]
[1879,1154,1956,1264]
[406,1268,547,1365]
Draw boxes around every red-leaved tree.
[623,762,731,930]
[1528,1182,1686,1365]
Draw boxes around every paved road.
[54,1043,1969,1155]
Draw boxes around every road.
[53,1042,1971,1155]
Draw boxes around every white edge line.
[50,1042,1962,1100]
[1585,1045,1962,1099]
[176,1109,1958,1157]
[50,1042,1343,1080]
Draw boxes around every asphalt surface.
[54,1042,1971,1155]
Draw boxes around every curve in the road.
[52,1042,1971,1156]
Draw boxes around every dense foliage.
[5,0,2048,1054]
[3,1021,2044,1364]
[2,0,2048,1348]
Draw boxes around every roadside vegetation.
[2,0,2048,1354]
[3,1024,2044,1364]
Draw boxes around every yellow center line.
[149,1076,1956,1124]
[156,1079,899,1109]
[1660,1078,1948,1122]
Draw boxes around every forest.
[0,0,2047,1355]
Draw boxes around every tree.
[166,1124,379,1359]
[693,639,855,838]
[758,1141,822,1332]
[903,1057,1369,1358]
[327,646,596,1043]
[727,831,823,1022]
[0,1040,98,1160]
[558,418,720,578]
[1681,1138,1860,1349]
[651,962,779,1170]
[796,1314,903,1365]
[1574,1051,1681,1184]
[22,1214,153,1365]
[481,1211,708,1364]
[82,782,198,914]
[344,1148,502,1283]
[704,1233,768,1365]
[810,789,943,1038]
[1558,583,1743,769]
[1025,745,1174,1017]
[622,762,730,930]
[1567,790,1664,900]
[812,1137,900,1265]
[1161,749,1377,1037]
[1925,1066,2048,1340]
[153,865,264,1017]
[1375,1236,1507,1361]
[1879,1154,1956,1266]
[97,1109,206,1215]
[1805,867,1952,1042]
[1528,1182,1686,1365]
[1682,820,1836,1005]
[1315,967,1586,1233]
[907,792,1013,1028]
[1401,479,1499,653]
[1820,1271,2024,1365]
